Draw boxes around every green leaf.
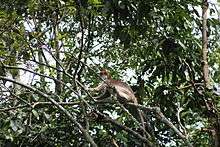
[10,120,18,131]
[32,109,40,120]
[88,0,102,5]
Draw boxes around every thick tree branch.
[112,95,151,139]
[95,111,154,147]
[0,101,80,112]
[0,76,97,147]
[127,103,193,147]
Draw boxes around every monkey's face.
[100,73,108,81]
[100,69,109,81]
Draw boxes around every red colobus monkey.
[89,69,148,143]
[89,69,138,103]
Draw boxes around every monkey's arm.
[88,82,112,101]
[88,82,107,92]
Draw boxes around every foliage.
[0,0,220,146]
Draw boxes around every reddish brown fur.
[100,69,133,92]
[90,69,147,143]
[100,69,112,79]
[109,79,135,95]
[99,69,137,103]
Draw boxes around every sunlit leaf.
[32,110,40,120]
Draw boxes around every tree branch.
[95,110,154,147]
[127,103,193,147]
[0,101,80,112]
[0,76,97,147]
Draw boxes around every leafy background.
[0,0,220,146]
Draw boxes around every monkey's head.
[100,69,111,80]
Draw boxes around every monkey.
[89,69,137,103]
[88,69,151,144]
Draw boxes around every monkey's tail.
[138,110,148,146]
[138,109,157,147]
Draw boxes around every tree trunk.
[54,13,62,95]
[202,0,209,87]
[202,1,220,146]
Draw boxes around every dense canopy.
[0,0,220,146]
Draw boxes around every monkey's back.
[106,79,137,103]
